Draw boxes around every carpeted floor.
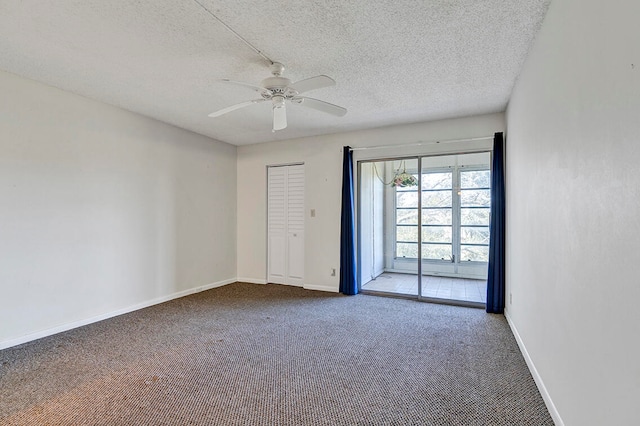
[0,282,553,425]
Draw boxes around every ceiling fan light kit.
[209,61,347,132]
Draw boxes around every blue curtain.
[487,132,505,313]
[339,146,358,295]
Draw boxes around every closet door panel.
[267,167,287,284]
[268,165,304,286]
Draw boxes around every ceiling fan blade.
[220,79,271,95]
[293,96,347,117]
[273,104,287,131]
[290,75,335,94]
[208,99,266,117]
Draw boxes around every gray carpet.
[0,282,553,425]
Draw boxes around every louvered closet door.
[267,165,305,286]
[268,167,287,284]
[285,165,305,286]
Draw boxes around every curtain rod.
[350,136,494,151]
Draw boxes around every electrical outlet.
[310,209,316,217]
[331,268,336,276]
[510,293,513,304]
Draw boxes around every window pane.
[396,242,417,258]
[422,226,452,243]
[396,225,418,242]
[422,244,452,260]
[396,191,418,208]
[422,191,452,208]
[461,170,490,189]
[397,209,418,224]
[422,208,452,225]
[461,208,489,226]
[460,227,490,245]
[421,172,452,190]
[461,245,489,262]
[460,189,490,207]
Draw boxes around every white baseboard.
[304,283,339,293]
[237,279,336,293]
[237,277,267,284]
[505,310,564,426]
[198,278,236,292]
[0,278,236,351]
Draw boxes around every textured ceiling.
[0,0,550,145]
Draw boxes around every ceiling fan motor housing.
[261,76,294,96]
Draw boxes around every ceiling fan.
[208,62,347,131]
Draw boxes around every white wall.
[0,70,237,349]
[505,1,640,424]
[372,165,385,278]
[358,162,385,284]
[359,162,375,284]
[237,113,504,291]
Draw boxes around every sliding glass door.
[359,158,420,296]
[358,152,491,307]
[418,153,490,304]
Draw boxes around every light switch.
[310,209,316,217]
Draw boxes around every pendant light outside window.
[373,160,419,188]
